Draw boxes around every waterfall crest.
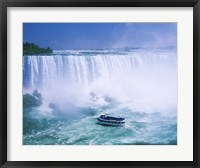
[23,50,176,89]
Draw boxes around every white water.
[23,49,177,145]
[23,49,177,113]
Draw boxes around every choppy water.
[23,49,177,145]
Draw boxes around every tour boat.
[97,114,125,126]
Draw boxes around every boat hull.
[97,118,125,126]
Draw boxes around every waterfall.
[23,50,177,112]
[23,50,177,145]
[23,50,176,89]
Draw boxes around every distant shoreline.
[23,42,53,55]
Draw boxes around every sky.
[23,23,177,50]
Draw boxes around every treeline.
[23,42,52,55]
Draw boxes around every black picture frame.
[0,0,199,167]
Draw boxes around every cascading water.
[23,49,177,145]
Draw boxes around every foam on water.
[23,49,177,145]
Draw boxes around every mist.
[23,49,177,114]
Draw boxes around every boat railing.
[100,115,125,121]
[97,118,125,124]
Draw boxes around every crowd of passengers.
[100,115,124,121]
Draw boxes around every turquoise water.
[23,49,177,145]
[23,102,177,145]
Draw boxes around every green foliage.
[23,42,52,55]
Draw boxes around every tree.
[23,42,53,55]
